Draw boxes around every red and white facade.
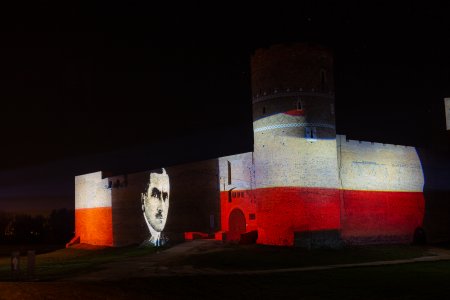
[75,171,113,246]
[218,43,425,246]
[74,43,427,247]
[219,124,425,246]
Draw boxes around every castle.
[72,43,450,248]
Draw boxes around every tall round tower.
[251,43,341,246]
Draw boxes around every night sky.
[0,1,449,213]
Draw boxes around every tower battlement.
[251,42,334,97]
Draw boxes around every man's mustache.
[155,210,163,219]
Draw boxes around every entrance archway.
[228,208,246,241]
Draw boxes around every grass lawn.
[0,242,433,283]
[0,244,159,281]
[168,243,432,271]
[124,260,450,299]
[0,260,449,299]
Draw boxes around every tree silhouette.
[0,209,74,245]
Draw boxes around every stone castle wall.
[74,171,113,246]
[73,43,449,248]
[75,160,220,246]
[337,135,425,244]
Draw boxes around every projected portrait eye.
[141,168,170,246]
[151,188,161,199]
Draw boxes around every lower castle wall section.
[75,207,113,246]
[75,159,220,247]
[255,187,340,246]
[337,135,425,244]
[341,190,424,244]
[162,159,220,236]
[74,135,449,248]
[109,172,148,247]
[219,153,256,240]
[219,191,257,240]
[252,114,341,246]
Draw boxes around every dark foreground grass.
[169,243,431,270]
[1,260,449,299]
[121,260,450,299]
[0,242,431,282]
[0,244,159,281]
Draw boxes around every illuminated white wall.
[75,171,111,209]
[219,152,254,192]
[337,135,424,192]
[253,113,339,189]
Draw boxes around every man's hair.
[141,168,168,211]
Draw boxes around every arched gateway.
[228,208,246,241]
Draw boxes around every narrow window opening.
[305,127,317,142]
[210,214,215,229]
[296,99,302,110]
[262,106,266,114]
[113,179,120,188]
[228,188,236,203]
[320,68,328,91]
[227,160,231,185]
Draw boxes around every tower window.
[320,69,327,85]
[227,160,231,185]
[320,68,328,91]
[296,99,302,110]
[305,127,317,142]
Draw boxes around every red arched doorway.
[228,208,246,241]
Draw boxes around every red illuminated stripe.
[254,187,341,246]
[220,191,257,233]
[221,187,424,246]
[75,207,113,246]
[341,189,424,243]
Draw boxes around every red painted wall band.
[75,207,113,246]
[341,189,424,243]
[221,187,424,246]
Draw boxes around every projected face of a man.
[142,169,170,233]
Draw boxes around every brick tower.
[251,43,341,246]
